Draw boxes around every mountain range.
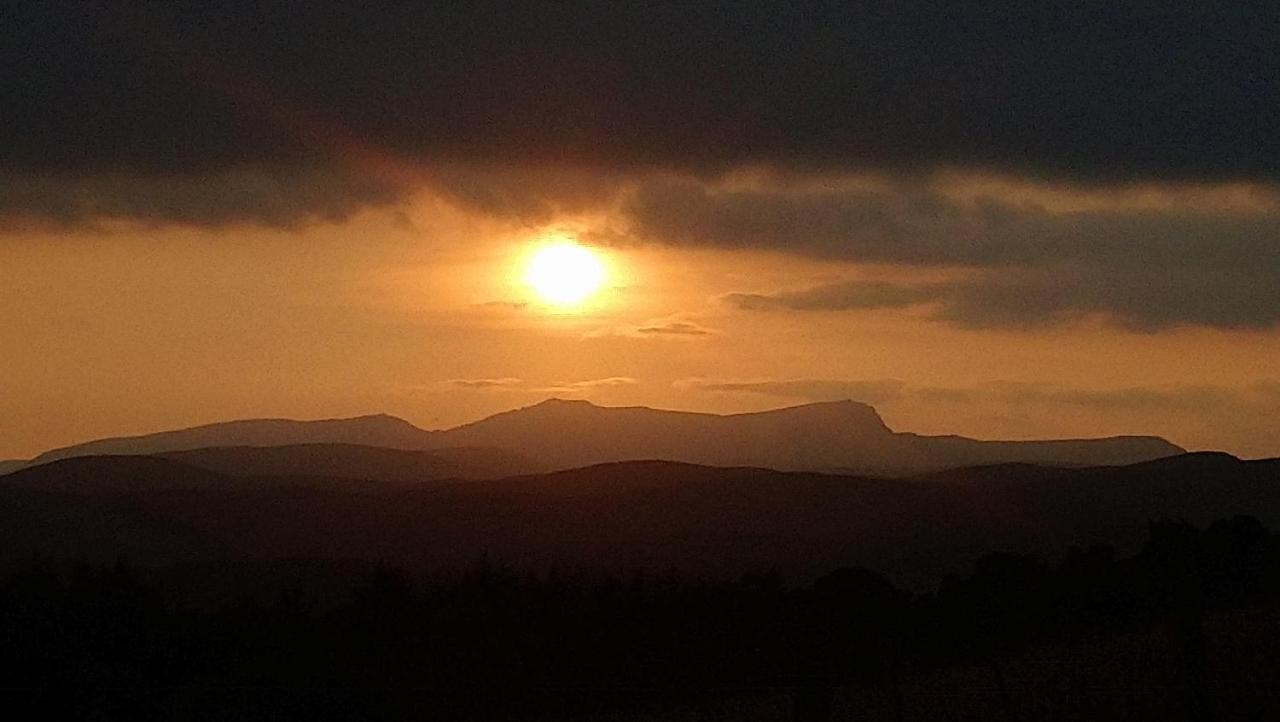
[2,399,1275,588]
[2,398,1185,478]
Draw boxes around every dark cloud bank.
[5,2,1277,194]
[661,178,1280,329]
[4,1,1279,329]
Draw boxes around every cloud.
[636,321,715,337]
[628,177,1280,272]
[2,4,1275,332]
[448,377,639,394]
[447,377,525,389]
[423,165,633,224]
[725,266,1280,331]
[587,318,719,339]
[2,3,1277,225]
[541,377,639,393]
[0,167,395,228]
[674,378,906,404]
[476,301,530,311]
[725,281,932,313]
[670,177,1280,329]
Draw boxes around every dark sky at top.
[3,0,1277,182]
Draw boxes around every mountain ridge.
[26,414,437,467]
[432,398,1183,473]
[5,398,1186,476]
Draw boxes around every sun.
[525,242,607,308]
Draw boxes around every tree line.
[2,515,1278,721]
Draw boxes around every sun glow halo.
[525,242,607,308]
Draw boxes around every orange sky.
[3,173,1278,460]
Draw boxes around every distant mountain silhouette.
[23,414,438,467]
[431,398,1184,473]
[4,399,1184,476]
[2,452,1273,587]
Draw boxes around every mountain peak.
[436,396,900,472]
[785,398,879,413]
[749,398,891,431]
[528,398,597,409]
[345,412,421,428]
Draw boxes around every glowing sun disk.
[526,243,606,307]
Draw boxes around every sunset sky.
[3,2,1278,460]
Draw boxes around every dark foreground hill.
[1,452,1274,588]
[162,443,543,484]
[8,398,1185,476]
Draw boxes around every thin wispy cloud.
[445,377,640,395]
[586,317,719,340]
[674,378,906,404]
[540,377,639,393]
[447,378,525,389]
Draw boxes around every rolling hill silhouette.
[4,399,1185,477]
[162,443,542,484]
[0,455,232,493]
[2,452,1274,587]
